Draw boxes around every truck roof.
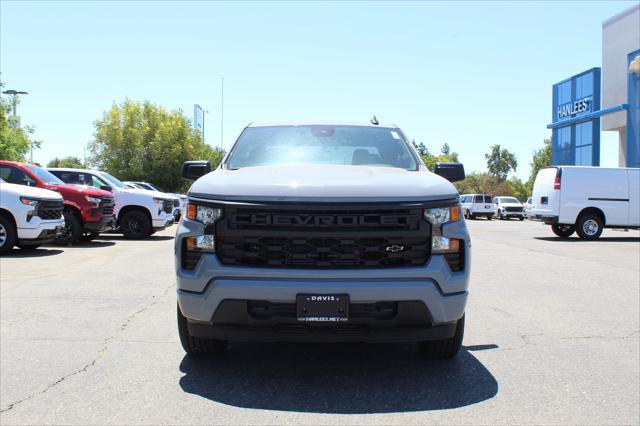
[246,120,399,129]
[47,167,102,174]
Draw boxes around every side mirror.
[182,160,211,180]
[100,185,112,192]
[434,162,465,182]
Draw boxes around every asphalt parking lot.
[1,220,638,425]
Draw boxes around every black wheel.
[464,210,470,220]
[469,213,476,220]
[56,211,82,245]
[18,244,40,251]
[0,215,17,255]
[120,210,152,239]
[419,314,465,359]
[177,303,227,357]
[496,210,503,220]
[576,213,603,240]
[486,215,492,221]
[551,224,575,238]
[519,216,524,221]
[80,232,100,242]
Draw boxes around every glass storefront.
[550,68,601,166]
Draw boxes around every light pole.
[2,89,28,116]
[2,89,32,161]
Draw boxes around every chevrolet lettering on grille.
[232,213,411,227]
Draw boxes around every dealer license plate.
[296,294,349,322]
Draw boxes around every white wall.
[601,4,640,132]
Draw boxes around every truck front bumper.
[18,219,64,245]
[175,218,470,341]
[152,212,175,231]
[84,215,115,233]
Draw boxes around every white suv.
[460,194,494,220]
[48,169,175,239]
[0,178,64,254]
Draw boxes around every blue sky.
[1,0,636,180]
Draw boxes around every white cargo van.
[531,166,640,240]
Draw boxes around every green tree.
[506,177,528,201]
[485,144,517,181]
[419,143,459,171]
[47,156,85,168]
[0,97,41,161]
[88,100,225,193]
[526,138,552,193]
[454,172,511,196]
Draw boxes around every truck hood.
[0,181,63,200]
[122,187,176,200]
[47,184,113,198]
[189,165,459,202]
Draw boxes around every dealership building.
[548,4,639,168]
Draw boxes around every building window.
[558,81,572,105]
[575,145,592,166]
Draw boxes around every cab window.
[79,173,109,189]
[0,165,37,186]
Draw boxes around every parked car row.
[0,161,185,253]
[459,193,527,220]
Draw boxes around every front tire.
[177,303,227,357]
[576,213,603,240]
[0,215,17,255]
[419,314,465,359]
[120,210,152,239]
[56,211,82,245]
[551,224,575,238]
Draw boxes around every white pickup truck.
[48,168,175,239]
[0,178,65,254]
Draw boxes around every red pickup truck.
[0,161,115,244]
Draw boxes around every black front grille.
[162,201,173,214]
[505,207,523,212]
[215,205,431,268]
[100,198,115,216]
[37,200,63,220]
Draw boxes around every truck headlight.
[85,196,101,208]
[20,197,41,220]
[424,205,461,225]
[185,203,222,225]
[20,197,41,208]
[432,236,460,253]
[432,236,465,272]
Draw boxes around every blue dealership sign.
[550,68,601,166]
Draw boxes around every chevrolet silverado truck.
[48,168,175,239]
[0,178,64,254]
[0,161,115,244]
[175,121,470,358]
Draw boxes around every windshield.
[99,172,126,189]
[500,197,520,203]
[26,165,65,185]
[137,182,163,192]
[226,125,418,170]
